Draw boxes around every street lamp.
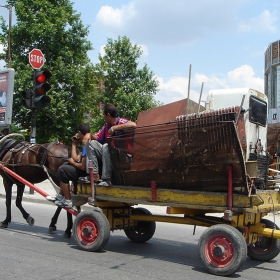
[0,5,12,68]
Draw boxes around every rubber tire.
[73,209,110,252]
[124,207,156,243]
[247,219,280,261]
[198,224,247,276]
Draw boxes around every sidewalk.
[0,179,57,205]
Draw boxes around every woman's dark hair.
[77,123,90,135]
[104,104,118,118]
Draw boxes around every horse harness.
[3,141,58,176]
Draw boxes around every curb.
[0,193,57,206]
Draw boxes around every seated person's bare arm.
[108,121,136,136]
[68,156,86,171]
[71,134,81,161]
[83,132,98,145]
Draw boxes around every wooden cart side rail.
[76,181,280,213]
[91,184,265,209]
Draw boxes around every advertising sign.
[0,68,15,128]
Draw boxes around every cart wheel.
[73,209,110,252]
[124,207,156,243]
[248,219,280,261]
[198,224,247,276]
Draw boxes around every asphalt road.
[0,199,280,280]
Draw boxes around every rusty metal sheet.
[137,98,205,126]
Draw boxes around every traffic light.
[21,90,32,109]
[33,69,52,109]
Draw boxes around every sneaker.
[55,199,73,208]
[54,196,65,205]
[94,178,102,184]
[78,176,90,182]
[46,194,64,202]
[98,180,111,186]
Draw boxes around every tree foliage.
[0,2,161,142]
[91,36,161,131]
[0,0,97,144]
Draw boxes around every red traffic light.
[36,70,51,84]
[36,74,46,83]
[34,70,52,95]
[33,69,52,109]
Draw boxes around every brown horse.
[0,135,74,236]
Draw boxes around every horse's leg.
[15,183,34,226]
[49,207,73,238]
[63,211,73,238]
[1,177,13,228]
[49,207,62,232]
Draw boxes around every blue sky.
[1,0,280,105]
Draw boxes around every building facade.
[265,40,280,124]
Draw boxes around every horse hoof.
[49,226,57,233]
[26,215,34,226]
[1,222,8,229]
[63,231,71,238]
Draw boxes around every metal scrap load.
[110,106,247,192]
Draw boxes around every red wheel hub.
[77,217,99,245]
[205,233,235,267]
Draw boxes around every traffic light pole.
[29,70,37,194]
[30,69,37,144]
[29,108,36,194]
[30,108,36,144]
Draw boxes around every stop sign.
[29,48,45,69]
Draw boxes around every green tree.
[91,36,160,130]
[0,0,97,144]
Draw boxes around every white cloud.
[156,65,264,105]
[94,0,240,46]
[239,10,277,33]
[96,6,123,27]
[227,65,264,90]
[95,3,136,29]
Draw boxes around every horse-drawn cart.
[72,94,280,277]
